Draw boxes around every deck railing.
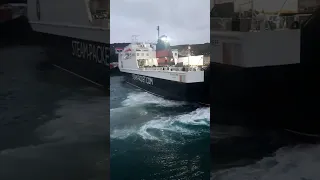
[139,66,204,72]
[211,15,311,32]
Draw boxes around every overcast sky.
[110,0,210,45]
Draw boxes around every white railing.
[211,17,233,31]
[139,66,204,72]
[211,17,261,31]
[211,15,311,32]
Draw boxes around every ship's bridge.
[119,42,157,68]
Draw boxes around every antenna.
[157,26,160,39]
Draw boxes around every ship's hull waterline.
[121,70,210,105]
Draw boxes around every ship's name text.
[132,74,153,85]
[72,40,109,66]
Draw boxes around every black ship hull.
[210,62,320,136]
[210,63,301,128]
[122,70,210,105]
[40,33,110,88]
[0,15,33,47]
[110,67,122,76]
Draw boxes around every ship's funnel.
[156,34,174,66]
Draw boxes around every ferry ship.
[27,0,110,87]
[117,28,210,105]
[210,1,320,136]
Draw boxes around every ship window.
[146,53,149,56]
[137,53,139,56]
[175,53,177,56]
[141,53,144,56]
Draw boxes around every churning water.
[110,76,210,179]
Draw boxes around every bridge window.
[146,53,149,56]
[141,53,144,56]
[137,53,139,56]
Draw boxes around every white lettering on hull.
[71,40,109,66]
[132,74,154,85]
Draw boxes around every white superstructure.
[211,29,301,67]
[118,42,206,83]
[210,0,312,67]
[27,0,109,43]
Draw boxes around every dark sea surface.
[0,46,108,180]
[110,76,210,180]
[3,46,319,180]
[210,124,320,180]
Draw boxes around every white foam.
[211,144,320,180]
[121,92,186,107]
[111,90,209,142]
[111,107,210,143]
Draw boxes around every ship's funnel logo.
[85,0,109,28]
[36,0,40,20]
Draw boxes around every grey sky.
[110,0,210,45]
